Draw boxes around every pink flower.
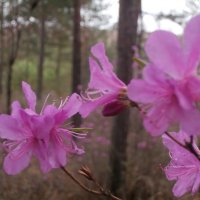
[128,15,200,136]
[162,131,200,197]
[80,42,128,117]
[0,82,84,175]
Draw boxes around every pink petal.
[48,134,67,168]
[0,115,26,140]
[19,110,54,139]
[3,146,32,175]
[145,30,185,79]
[90,43,124,88]
[192,173,200,195]
[143,65,166,85]
[127,79,165,104]
[162,131,189,151]
[187,76,200,101]
[89,57,123,91]
[31,115,54,139]
[143,114,169,136]
[174,86,193,110]
[22,81,36,111]
[11,101,21,118]
[62,93,82,118]
[33,143,51,173]
[80,93,117,118]
[143,102,179,136]
[180,110,200,136]
[165,165,193,181]
[184,14,200,74]
[91,42,113,73]
[173,173,196,197]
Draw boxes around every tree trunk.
[110,0,141,197]
[36,0,45,100]
[6,27,21,113]
[0,0,4,95]
[6,0,21,114]
[55,42,62,84]
[72,0,81,127]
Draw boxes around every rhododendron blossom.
[80,42,130,117]
[0,81,84,175]
[128,15,200,136]
[162,131,200,197]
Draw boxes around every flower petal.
[33,142,51,173]
[22,81,37,111]
[145,30,185,79]
[180,110,200,135]
[3,146,32,175]
[172,173,196,197]
[174,85,193,110]
[90,43,124,88]
[91,42,113,73]
[143,65,167,85]
[127,79,165,104]
[11,101,21,118]
[184,14,200,74]
[187,76,200,101]
[48,134,67,168]
[80,93,117,118]
[0,115,26,140]
[62,93,82,118]
[88,57,123,91]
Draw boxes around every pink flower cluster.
[79,14,200,197]
[0,82,84,174]
[1,13,200,198]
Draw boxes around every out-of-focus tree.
[110,0,141,197]
[0,0,4,95]
[36,0,45,99]
[72,0,82,127]
[6,0,21,113]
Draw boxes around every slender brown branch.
[61,166,101,195]
[164,131,200,160]
[61,166,122,200]
[164,131,186,149]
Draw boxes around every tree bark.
[36,0,45,100]
[55,42,62,84]
[0,0,4,95]
[72,0,82,127]
[6,0,21,113]
[110,0,141,197]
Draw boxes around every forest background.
[0,0,199,199]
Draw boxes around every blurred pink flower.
[0,82,84,175]
[80,42,128,117]
[95,136,110,145]
[128,15,200,136]
[137,141,147,149]
[162,131,200,197]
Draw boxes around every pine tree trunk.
[0,0,4,95]
[55,42,62,83]
[110,0,141,197]
[36,0,45,100]
[6,0,21,113]
[72,0,81,127]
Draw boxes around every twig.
[164,131,200,160]
[164,131,186,149]
[61,166,122,200]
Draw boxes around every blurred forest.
[0,0,200,200]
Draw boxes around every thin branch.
[164,131,200,160]
[164,131,186,149]
[61,166,101,195]
[61,166,122,200]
